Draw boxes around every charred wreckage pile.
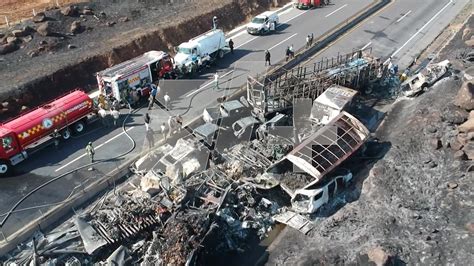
[4,50,418,265]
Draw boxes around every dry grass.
[0,0,87,28]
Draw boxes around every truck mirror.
[173,46,178,53]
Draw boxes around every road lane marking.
[361,41,372,50]
[185,70,235,98]
[325,4,348,18]
[281,10,307,25]
[55,126,135,172]
[387,0,453,63]
[396,10,412,23]
[269,33,298,50]
[235,36,258,49]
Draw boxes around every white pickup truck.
[247,11,279,35]
[174,29,229,73]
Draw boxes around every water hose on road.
[0,104,137,228]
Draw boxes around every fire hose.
[0,103,137,227]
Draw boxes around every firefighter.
[229,39,234,54]
[52,129,61,150]
[111,108,120,127]
[265,50,271,66]
[86,142,95,163]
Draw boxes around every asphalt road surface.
[0,0,469,242]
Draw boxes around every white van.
[247,11,279,35]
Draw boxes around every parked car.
[247,11,279,35]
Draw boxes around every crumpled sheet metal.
[74,216,107,255]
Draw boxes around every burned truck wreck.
[4,50,389,265]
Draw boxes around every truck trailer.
[294,0,322,9]
[0,90,96,176]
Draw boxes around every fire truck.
[294,0,322,9]
[96,51,174,104]
[0,90,96,176]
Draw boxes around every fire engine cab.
[294,0,322,9]
[96,51,174,104]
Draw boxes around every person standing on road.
[144,113,151,131]
[289,44,294,59]
[265,50,271,66]
[111,108,120,127]
[176,115,183,132]
[148,83,159,110]
[161,122,167,141]
[306,35,311,48]
[98,107,107,127]
[168,115,175,137]
[52,129,61,150]
[164,92,171,110]
[86,142,95,163]
[214,72,219,90]
[285,46,290,61]
[229,39,234,54]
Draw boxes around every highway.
[0,0,470,244]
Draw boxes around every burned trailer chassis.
[247,48,387,114]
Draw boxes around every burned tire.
[61,128,72,140]
[0,160,11,176]
[73,121,85,134]
[218,49,225,59]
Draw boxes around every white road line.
[269,33,298,50]
[55,126,135,172]
[185,70,234,98]
[281,10,307,25]
[361,41,372,50]
[325,4,348,18]
[387,0,453,63]
[396,10,412,23]
[235,36,258,49]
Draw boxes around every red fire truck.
[294,0,322,9]
[0,90,96,176]
[96,51,174,104]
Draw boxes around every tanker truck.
[0,90,96,176]
[173,29,229,74]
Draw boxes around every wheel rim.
[62,129,71,140]
[75,123,84,133]
[0,164,8,174]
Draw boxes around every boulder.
[0,42,19,55]
[0,32,4,38]
[454,82,474,111]
[458,118,474,133]
[441,105,468,124]
[70,21,83,34]
[430,138,442,150]
[463,142,474,160]
[37,22,56,36]
[106,21,116,27]
[118,16,129,23]
[367,247,391,266]
[12,29,27,37]
[33,12,46,23]
[22,35,33,43]
[450,139,464,151]
[27,50,39,57]
[61,5,79,17]
[6,36,19,44]
[82,8,94,15]
[454,150,467,160]
[68,44,77,49]
[467,38,474,47]
[462,27,472,41]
